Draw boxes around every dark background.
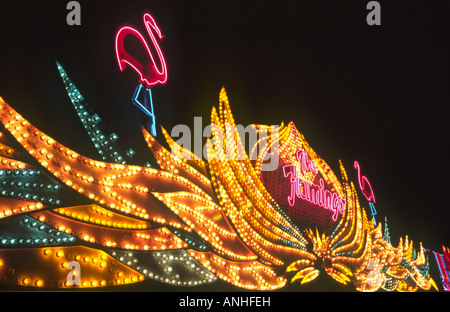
[0,0,449,292]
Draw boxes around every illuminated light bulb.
[0,92,435,292]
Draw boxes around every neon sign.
[354,160,378,225]
[354,161,376,203]
[115,13,168,87]
[368,202,377,226]
[432,245,450,291]
[283,150,346,221]
[132,85,157,136]
[115,12,168,137]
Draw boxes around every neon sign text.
[296,149,318,175]
[283,150,346,221]
[115,13,168,88]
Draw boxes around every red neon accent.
[283,150,346,221]
[354,160,376,203]
[115,13,168,88]
[443,245,450,269]
[436,252,450,284]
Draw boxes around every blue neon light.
[369,202,377,226]
[132,84,157,137]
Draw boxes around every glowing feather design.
[0,65,436,291]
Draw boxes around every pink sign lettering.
[283,150,346,221]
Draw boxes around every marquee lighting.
[0,86,437,291]
[432,245,450,291]
[57,61,135,165]
[0,9,439,290]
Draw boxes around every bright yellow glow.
[0,92,436,292]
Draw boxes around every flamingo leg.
[132,84,157,137]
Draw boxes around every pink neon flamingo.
[115,13,168,88]
[354,160,376,203]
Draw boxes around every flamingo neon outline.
[115,13,168,88]
[354,160,376,203]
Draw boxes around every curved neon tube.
[354,160,376,203]
[115,13,168,88]
[283,150,346,221]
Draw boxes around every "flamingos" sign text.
[283,150,346,222]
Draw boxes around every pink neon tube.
[115,13,168,88]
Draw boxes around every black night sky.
[0,0,449,294]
